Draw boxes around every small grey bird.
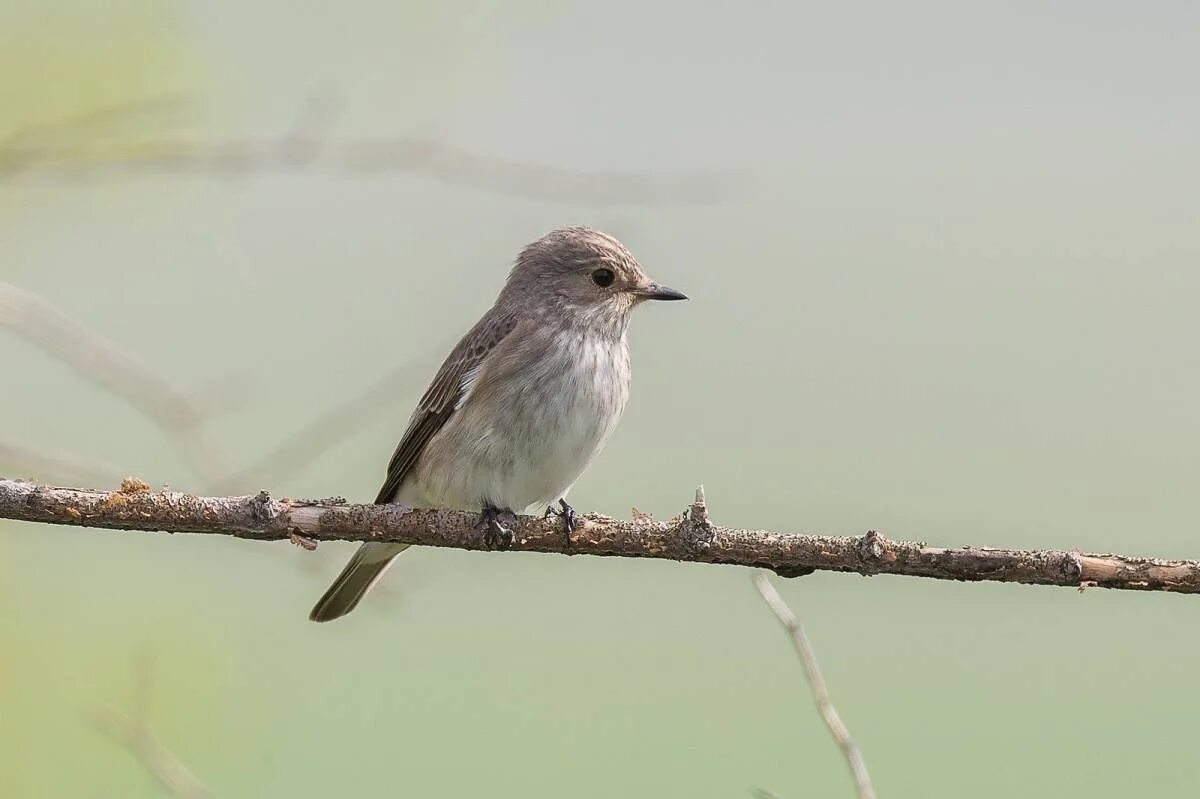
[310,226,686,622]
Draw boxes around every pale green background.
[2,1,1199,797]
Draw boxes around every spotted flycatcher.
[310,226,686,622]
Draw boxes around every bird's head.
[503,226,686,334]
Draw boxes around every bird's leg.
[559,498,579,535]
[544,498,579,547]
[476,505,516,550]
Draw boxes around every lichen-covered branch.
[2,477,1198,595]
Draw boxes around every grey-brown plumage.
[310,227,686,622]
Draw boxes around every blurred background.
[2,1,1199,796]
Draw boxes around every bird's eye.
[591,268,615,288]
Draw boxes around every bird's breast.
[414,330,631,512]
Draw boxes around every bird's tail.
[309,542,410,622]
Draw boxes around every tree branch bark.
[2,478,1198,595]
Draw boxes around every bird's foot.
[544,498,579,548]
[476,505,517,550]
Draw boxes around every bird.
[309,226,687,622]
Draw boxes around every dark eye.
[591,268,614,288]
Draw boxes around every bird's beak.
[637,283,688,301]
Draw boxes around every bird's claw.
[477,506,516,550]
[545,498,579,548]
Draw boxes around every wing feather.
[373,309,519,504]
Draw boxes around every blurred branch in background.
[754,574,876,799]
[0,442,124,488]
[0,95,190,158]
[0,96,746,204]
[0,280,414,499]
[0,281,228,486]
[212,361,417,496]
[0,280,412,594]
[4,480,1200,596]
[91,655,215,799]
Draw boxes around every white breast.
[412,330,631,513]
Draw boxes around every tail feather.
[309,542,410,623]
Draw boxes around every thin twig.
[2,478,1198,595]
[754,574,876,799]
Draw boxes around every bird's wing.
[373,309,521,504]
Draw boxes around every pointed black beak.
[641,283,688,301]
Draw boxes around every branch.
[754,574,875,799]
[2,479,1198,595]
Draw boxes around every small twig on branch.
[754,574,876,799]
[0,282,228,485]
[3,479,1199,595]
